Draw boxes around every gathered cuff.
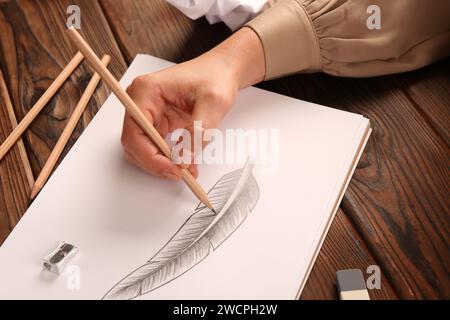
[244,0,321,80]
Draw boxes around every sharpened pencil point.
[202,197,216,213]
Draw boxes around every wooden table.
[0,0,448,299]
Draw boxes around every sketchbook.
[0,54,371,299]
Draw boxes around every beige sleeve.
[245,0,450,79]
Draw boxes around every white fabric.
[167,0,267,30]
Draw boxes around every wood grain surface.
[100,0,230,64]
[0,67,32,244]
[394,59,450,144]
[0,68,34,189]
[0,0,448,299]
[259,68,450,298]
[300,209,398,300]
[0,0,126,177]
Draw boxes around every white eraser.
[336,269,370,300]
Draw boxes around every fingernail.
[163,171,180,180]
[188,165,199,178]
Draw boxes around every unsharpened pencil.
[66,27,215,212]
[0,52,84,162]
[30,55,111,200]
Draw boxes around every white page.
[0,55,369,299]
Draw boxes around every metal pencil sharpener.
[43,241,79,274]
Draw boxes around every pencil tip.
[203,199,216,214]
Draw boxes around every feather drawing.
[103,158,260,300]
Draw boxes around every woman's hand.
[121,27,265,180]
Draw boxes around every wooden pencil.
[0,52,84,162]
[0,67,34,188]
[66,27,215,211]
[30,55,111,200]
